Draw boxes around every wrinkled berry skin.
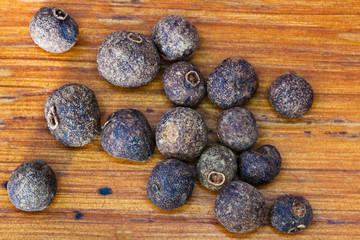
[238,145,281,186]
[217,107,258,152]
[97,31,160,88]
[162,61,206,107]
[269,74,314,118]
[197,145,237,191]
[152,15,199,61]
[207,57,259,109]
[146,159,195,210]
[44,83,101,147]
[7,160,57,212]
[101,109,155,162]
[30,6,79,53]
[156,107,208,162]
[270,195,313,234]
[214,181,266,233]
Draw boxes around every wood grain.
[1,0,360,239]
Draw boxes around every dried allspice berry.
[156,107,208,162]
[162,61,206,107]
[29,6,79,53]
[152,15,199,61]
[238,145,281,186]
[44,83,101,147]
[214,181,266,233]
[146,159,195,210]
[270,195,313,234]
[97,31,160,88]
[207,57,259,109]
[269,74,314,118]
[196,145,237,191]
[101,109,155,162]
[7,160,57,212]
[217,107,258,152]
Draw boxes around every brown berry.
[270,195,313,234]
[269,74,314,118]
[97,31,160,88]
[207,57,259,109]
[214,181,266,233]
[196,145,237,191]
[217,107,258,152]
[152,15,199,61]
[30,6,79,53]
[146,159,195,210]
[7,160,57,212]
[101,109,155,162]
[156,107,208,162]
[44,83,101,147]
[162,61,206,107]
[238,145,282,186]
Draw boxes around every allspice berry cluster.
[17,7,316,238]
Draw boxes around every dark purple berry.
[214,181,266,233]
[152,15,199,61]
[30,6,79,53]
[7,160,57,212]
[97,31,160,88]
[207,57,259,109]
[156,107,208,162]
[196,145,237,191]
[44,83,101,147]
[217,107,258,152]
[162,61,206,107]
[101,109,155,162]
[146,159,195,210]
[269,74,314,118]
[238,145,281,186]
[270,195,313,234]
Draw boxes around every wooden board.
[1,0,360,239]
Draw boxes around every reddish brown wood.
[0,0,360,239]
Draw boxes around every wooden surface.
[1,0,360,239]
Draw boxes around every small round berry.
[207,57,259,109]
[270,195,313,234]
[7,160,57,212]
[196,145,237,191]
[214,181,266,233]
[101,109,155,162]
[217,107,258,152]
[44,83,101,147]
[269,74,314,118]
[238,145,282,186]
[146,159,195,210]
[152,15,199,61]
[29,6,79,53]
[156,107,208,162]
[97,31,160,88]
[162,61,206,107]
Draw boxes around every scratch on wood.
[0,96,16,99]
[12,117,27,120]
[130,218,154,223]
[327,219,359,225]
